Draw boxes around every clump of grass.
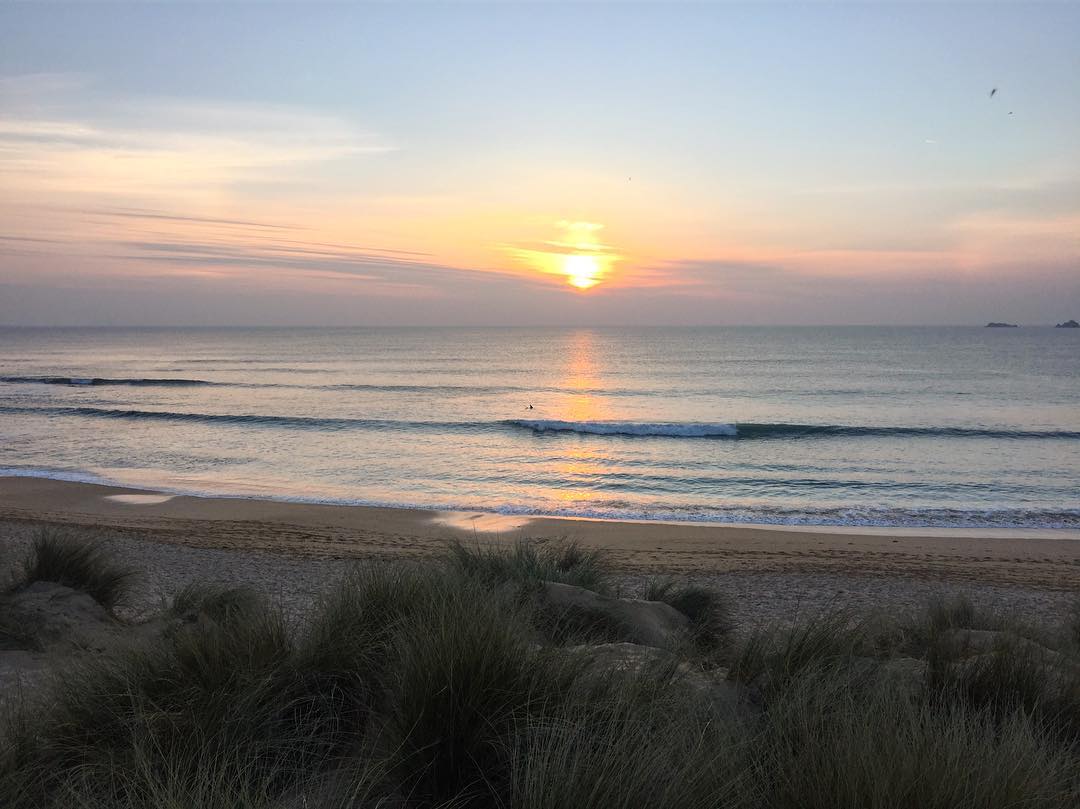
[645,578,733,653]
[926,633,1080,744]
[755,665,1077,809]
[298,562,445,679]
[510,678,751,809]
[895,594,1007,657]
[379,578,581,806]
[18,529,134,610]
[0,592,359,809]
[0,610,33,651]
[928,634,1049,715]
[889,595,1079,738]
[925,594,995,630]
[169,582,261,623]
[532,599,636,647]
[443,538,609,593]
[728,609,868,692]
[1068,598,1080,649]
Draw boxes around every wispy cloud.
[83,208,299,231]
[0,72,91,99]
[0,78,393,201]
[0,201,549,301]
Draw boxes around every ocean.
[1,326,1077,529]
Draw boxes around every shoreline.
[2,476,1078,590]
[1,468,1077,537]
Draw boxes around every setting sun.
[564,255,601,289]
[506,220,619,290]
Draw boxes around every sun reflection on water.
[550,330,610,505]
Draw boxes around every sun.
[506,220,618,289]
[563,254,601,289]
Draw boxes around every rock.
[1055,319,1079,328]
[537,581,690,649]
[985,322,1018,328]
[2,581,116,651]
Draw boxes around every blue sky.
[1,2,1077,325]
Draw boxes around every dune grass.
[0,588,366,809]
[17,529,134,609]
[727,609,870,693]
[510,680,752,809]
[1069,598,1080,648]
[645,577,734,653]
[443,538,609,593]
[1,539,1078,808]
[0,610,33,651]
[380,581,583,806]
[755,665,1077,809]
[168,581,262,622]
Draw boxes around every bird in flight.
[990,88,997,98]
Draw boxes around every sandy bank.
[1,476,1077,591]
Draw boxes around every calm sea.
[1,327,1078,528]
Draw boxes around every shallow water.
[1,326,1077,528]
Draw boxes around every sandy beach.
[2,475,1078,627]
[2,476,1078,584]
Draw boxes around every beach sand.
[1,475,1078,626]
[2,476,1078,584]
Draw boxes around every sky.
[1,1,1078,326]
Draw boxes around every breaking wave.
[506,419,1080,440]
[0,376,217,387]
[4,405,1080,441]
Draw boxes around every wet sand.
[1,476,1078,590]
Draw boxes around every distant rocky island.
[984,319,1079,328]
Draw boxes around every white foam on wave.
[511,419,738,438]
[0,467,114,486]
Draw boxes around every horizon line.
[1,323,1075,330]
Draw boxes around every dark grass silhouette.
[1,539,1077,808]
[15,528,135,610]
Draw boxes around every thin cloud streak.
[0,90,394,201]
[85,208,300,231]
